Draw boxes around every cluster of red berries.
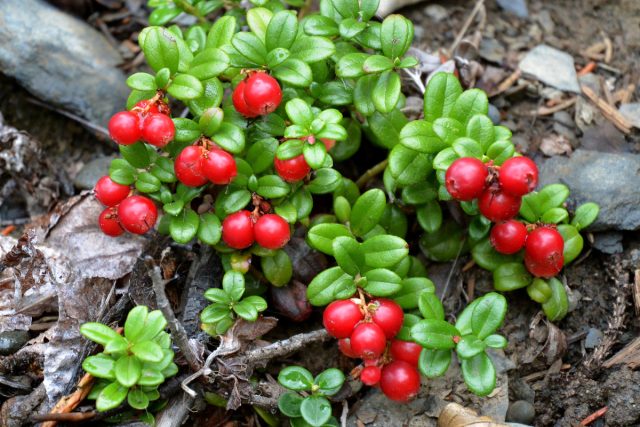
[221,211,290,250]
[175,144,237,187]
[274,136,335,183]
[232,72,283,118]
[108,99,175,147]
[490,221,564,278]
[323,298,422,402]
[95,176,158,237]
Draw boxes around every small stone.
[510,377,535,403]
[496,0,528,18]
[0,330,30,355]
[619,103,640,129]
[584,328,603,349]
[519,45,581,93]
[593,232,624,254]
[424,4,448,22]
[567,288,581,313]
[479,37,506,63]
[73,156,116,190]
[535,10,555,34]
[506,400,535,425]
[488,104,501,124]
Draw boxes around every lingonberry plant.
[87,0,601,418]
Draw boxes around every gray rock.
[507,424,534,427]
[73,156,116,190]
[488,104,501,124]
[0,330,30,355]
[0,0,128,127]
[506,400,535,425]
[519,45,581,93]
[496,0,528,18]
[479,38,506,63]
[424,4,449,22]
[538,150,640,231]
[585,328,603,349]
[593,232,624,254]
[510,377,535,403]
[619,103,640,129]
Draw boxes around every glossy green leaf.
[372,71,401,113]
[363,55,394,73]
[558,224,583,264]
[450,89,488,125]
[114,355,142,388]
[231,32,267,65]
[571,202,599,231]
[363,268,402,296]
[432,117,464,145]
[493,263,532,291]
[486,140,515,165]
[541,277,569,321]
[303,142,327,170]
[349,189,386,237]
[198,213,221,246]
[304,15,339,37]
[466,115,495,152]
[222,271,245,301]
[399,120,448,153]
[206,16,237,48]
[307,266,356,306]
[388,145,432,186]
[394,277,435,309]
[418,348,451,378]
[314,368,345,396]
[484,334,507,349]
[456,334,486,359]
[96,381,129,412]
[131,341,163,363]
[424,72,462,122]
[169,209,199,244]
[261,250,293,287]
[332,236,363,276]
[256,175,290,198]
[127,72,157,91]
[80,323,120,347]
[82,354,116,380]
[300,396,332,427]
[212,122,245,154]
[247,7,273,42]
[360,234,409,268]
[411,319,460,350]
[307,168,343,194]
[380,14,413,58]
[167,74,204,100]
[128,387,150,410]
[471,238,520,271]
[416,201,443,233]
[291,36,335,63]
[418,292,444,320]
[278,392,304,418]
[233,300,259,321]
[141,27,180,74]
[461,352,496,396]
[537,184,570,212]
[278,366,314,391]
[470,292,507,339]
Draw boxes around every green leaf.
[200,304,232,324]
[541,277,569,321]
[360,235,409,268]
[278,366,314,391]
[267,47,291,68]
[128,388,150,410]
[418,292,444,320]
[135,172,161,194]
[314,368,345,396]
[363,55,394,73]
[207,16,236,48]
[115,355,142,388]
[80,323,120,347]
[141,27,179,74]
[353,74,378,116]
[372,71,401,113]
[466,115,495,152]
[432,117,464,145]
[332,236,363,276]
[304,15,340,37]
[360,0,379,20]
[286,98,314,127]
[278,392,304,418]
[198,213,222,245]
[96,382,129,412]
[246,138,278,173]
[233,300,259,321]
[244,295,268,312]
[541,207,569,224]
[424,72,462,122]
[452,137,483,159]
[168,74,204,100]
[172,118,200,144]
[537,184,570,212]
[169,209,199,244]
[450,89,488,125]
[131,341,163,363]
[401,181,437,205]
[149,5,181,26]
[339,18,366,39]
[418,348,451,378]
[411,319,460,350]
[127,72,157,91]
[416,201,443,233]
[527,278,552,303]
[138,367,165,386]
[123,306,148,342]
[558,224,583,264]
[484,334,507,349]
[432,147,458,171]
[256,175,290,198]
[471,292,507,339]
[261,250,293,287]
[388,145,432,186]
[471,238,520,271]
[461,352,496,396]
[363,268,402,296]
[273,59,313,87]
[301,396,332,427]
[394,277,435,309]
[571,202,599,231]
[454,298,481,336]
[204,288,230,305]
[456,334,486,359]
[266,11,298,50]
[109,158,137,186]
[349,189,386,237]
[486,140,515,165]
[231,32,267,65]
[493,263,532,291]
[399,120,448,153]
[303,142,327,170]
[247,7,273,42]
[104,335,127,354]
[223,271,245,301]
[365,109,408,149]
[291,36,335,63]
[150,157,176,183]
[380,15,413,58]
[189,48,229,80]
[82,354,116,379]
[307,266,356,306]
[212,122,245,154]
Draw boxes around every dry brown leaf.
[438,402,509,427]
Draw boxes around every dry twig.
[580,406,608,426]
[39,373,95,427]
[448,0,485,58]
[581,85,632,133]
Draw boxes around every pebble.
[585,328,604,349]
[0,330,30,356]
[519,45,581,93]
[592,232,624,254]
[510,377,535,403]
[424,4,449,22]
[73,156,115,190]
[496,0,528,18]
[506,400,536,425]
[480,38,506,63]
[619,103,640,129]
[488,104,501,124]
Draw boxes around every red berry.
[201,148,237,185]
[244,72,282,116]
[524,226,564,278]
[117,196,158,235]
[133,100,160,116]
[321,138,335,151]
[349,322,387,360]
[478,188,522,222]
[94,176,130,207]
[379,361,421,402]
[108,111,141,145]
[389,340,422,366]
[338,338,359,358]
[274,155,311,182]
[490,220,528,254]
[254,214,290,249]
[371,299,404,339]
[360,366,382,386]
[323,300,363,339]
[222,210,255,249]
[232,80,259,118]
[142,113,175,147]
[99,207,124,237]
[445,158,488,201]
[499,157,539,196]
[175,146,208,187]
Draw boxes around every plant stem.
[355,159,388,189]
[174,0,208,25]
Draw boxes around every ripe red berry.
[478,188,522,222]
[254,214,290,249]
[94,176,130,207]
[379,361,421,402]
[141,113,175,147]
[222,210,255,249]
[99,207,124,237]
[490,220,528,254]
[201,148,237,185]
[175,146,208,187]
[349,322,387,360]
[499,156,539,196]
[274,155,311,182]
[117,196,158,235]
[389,340,422,366]
[323,300,363,339]
[133,100,160,116]
[524,226,564,278]
[232,80,259,118]
[108,111,141,145]
[445,158,488,201]
[338,338,359,358]
[371,299,404,339]
[244,72,282,116]
[360,366,382,386]
[305,135,335,151]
